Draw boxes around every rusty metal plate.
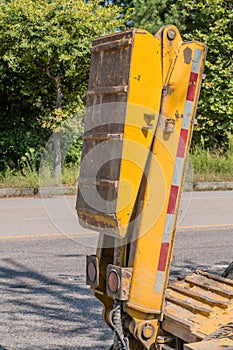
[76,31,133,234]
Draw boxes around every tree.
[101,0,134,24]
[131,0,186,34]
[0,60,50,173]
[173,0,233,149]
[131,0,233,149]
[0,0,125,179]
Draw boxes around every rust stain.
[184,47,192,64]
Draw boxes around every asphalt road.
[0,191,233,349]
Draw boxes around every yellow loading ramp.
[163,270,233,347]
[77,29,163,237]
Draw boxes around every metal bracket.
[86,255,99,288]
[106,264,133,300]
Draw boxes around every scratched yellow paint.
[155,24,182,85]
[127,41,207,315]
[116,30,163,236]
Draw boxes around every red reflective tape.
[177,128,188,158]
[186,72,198,102]
[167,185,179,214]
[158,242,169,271]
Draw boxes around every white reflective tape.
[163,213,175,242]
[182,101,193,130]
[192,49,203,74]
[154,270,165,293]
[172,156,184,187]
[154,49,204,298]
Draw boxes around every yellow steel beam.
[127,41,206,313]
[115,29,163,236]
[124,28,206,348]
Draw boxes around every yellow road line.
[0,231,97,242]
[0,224,232,242]
[178,223,233,232]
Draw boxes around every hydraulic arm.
[76,25,208,349]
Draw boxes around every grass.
[0,165,79,189]
[190,147,233,182]
[0,148,232,189]
[0,170,39,189]
[39,164,79,187]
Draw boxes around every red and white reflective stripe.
[154,49,203,293]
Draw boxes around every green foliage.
[64,137,83,166]
[174,0,233,149]
[0,0,124,115]
[1,0,232,179]
[101,0,134,26]
[0,73,50,174]
[132,0,233,150]
[132,0,186,34]
[18,148,38,175]
[0,0,125,174]
[38,110,84,187]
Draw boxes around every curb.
[0,186,76,198]
[0,182,232,198]
[194,181,233,191]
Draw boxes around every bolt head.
[142,324,155,340]
[167,29,176,40]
